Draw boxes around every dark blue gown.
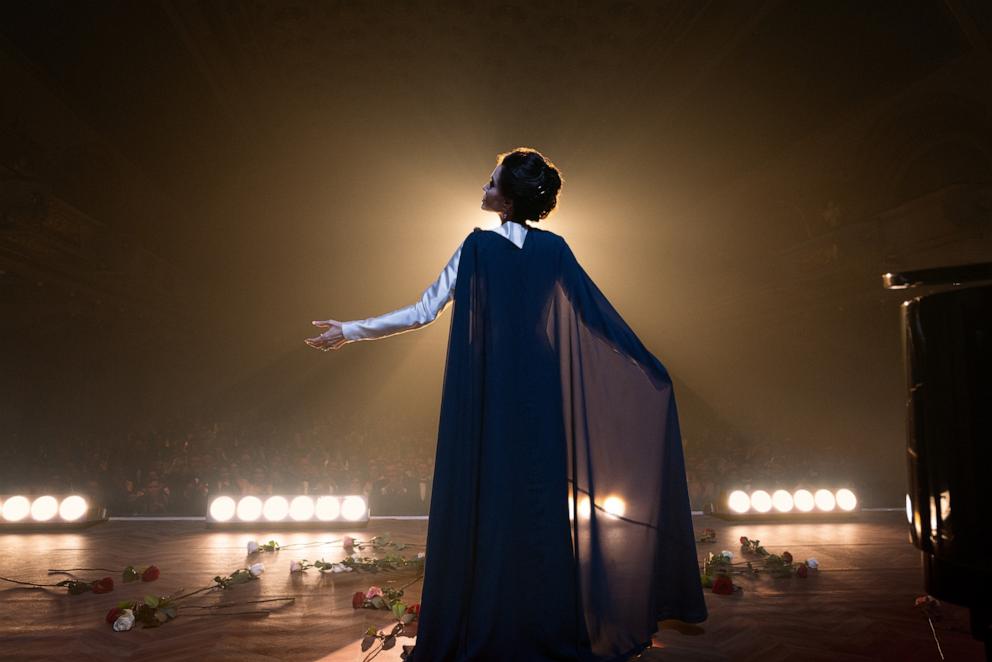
[407,225,706,662]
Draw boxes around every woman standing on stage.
[306,147,706,661]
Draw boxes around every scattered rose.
[366,586,383,600]
[249,563,265,577]
[141,566,160,582]
[105,607,122,624]
[739,536,749,545]
[343,536,355,551]
[405,603,420,616]
[720,550,733,561]
[247,540,260,555]
[352,591,366,609]
[290,560,303,573]
[781,551,793,564]
[92,577,115,594]
[112,608,135,632]
[806,558,818,570]
[712,575,735,595]
[796,564,808,578]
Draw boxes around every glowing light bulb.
[290,496,315,521]
[59,495,88,521]
[750,490,772,513]
[793,489,815,512]
[31,496,58,521]
[835,489,857,512]
[236,496,263,522]
[727,490,750,514]
[814,489,836,512]
[772,489,794,513]
[263,496,289,521]
[209,496,236,522]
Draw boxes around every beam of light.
[290,496,315,521]
[750,490,772,513]
[315,496,341,521]
[209,496,237,522]
[577,495,591,519]
[814,489,836,512]
[835,489,857,512]
[906,493,913,525]
[2,495,30,522]
[793,489,815,512]
[236,496,263,522]
[771,489,794,513]
[30,495,58,522]
[263,496,290,522]
[59,495,88,521]
[727,490,750,514]
[341,496,367,521]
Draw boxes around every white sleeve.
[341,240,463,342]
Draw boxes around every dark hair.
[495,147,563,223]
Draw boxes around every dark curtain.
[410,226,705,662]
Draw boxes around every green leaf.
[392,602,407,620]
[361,635,376,652]
[123,566,139,583]
[144,595,160,608]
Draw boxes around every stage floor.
[0,513,983,661]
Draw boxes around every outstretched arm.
[306,239,464,351]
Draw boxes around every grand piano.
[884,262,992,656]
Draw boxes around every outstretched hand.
[305,319,347,351]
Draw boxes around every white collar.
[488,220,529,249]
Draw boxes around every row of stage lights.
[1,495,94,524]
[726,488,859,515]
[207,495,369,524]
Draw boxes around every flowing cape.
[409,226,706,662]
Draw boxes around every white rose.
[720,550,733,561]
[249,562,265,577]
[806,559,819,570]
[417,552,425,559]
[113,609,135,632]
[330,563,346,573]
[247,540,259,554]
[290,560,303,573]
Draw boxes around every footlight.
[716,487,861,520]
[206,495,370,529]
[0,494,106,530]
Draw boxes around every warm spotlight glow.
[209,496,237,522]
[236,496,263,522]
[793,489,815,512]
[2,495,30,522]
[771,489,794,513]
[315,496,341,521]
[603,496,626,518]
[814,489,836,512]
[30,496,58,522]
[577,495,592,518]
[906,493,913,525]
[727,490,750,514]
[341,496,367,521]
[263,496,289,521]
[835,489,857,512]
[59,495,88,521]
[750,490,772,513]
[290,496,315,521]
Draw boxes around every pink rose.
[366,586,383,600]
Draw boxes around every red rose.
[405,603,420,616]
[781,551,793,564]
[796,564,808,578]
[105,607,122,624]
[352,591,366,609]
[91,577,114,594]
[739,536,749,545]
[141,565,160,582]
[712,575,735,595]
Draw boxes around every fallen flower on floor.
[112,608,135,632]
[712,575,737,595]
[695,528,717,544]
[47,565,160,584]
[56,576,114,595]
[739,536,768,556]
[247,540,279,555]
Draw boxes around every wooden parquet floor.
[0,513,984,661]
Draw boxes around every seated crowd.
[0,417,891,517]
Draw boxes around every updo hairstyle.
[495,147,563,223]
